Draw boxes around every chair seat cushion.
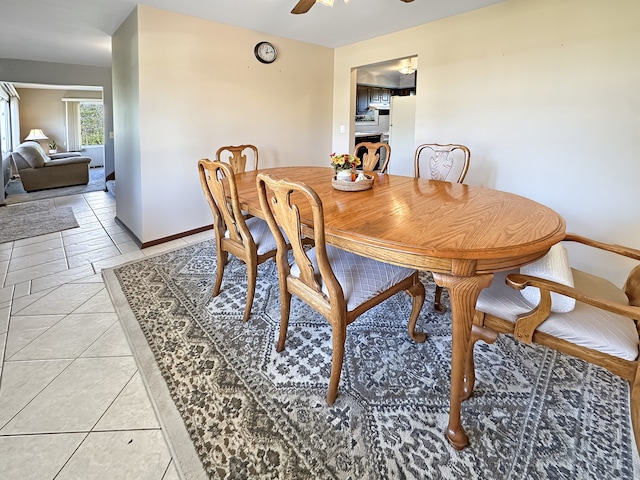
[244,216,278,255]
[290,244,415,311]
[476,269,639,361]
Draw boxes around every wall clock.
[254,41,277,64]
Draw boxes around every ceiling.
[357,56,417,86]
[0,0,504,68]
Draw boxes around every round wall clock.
[254,41,277,64]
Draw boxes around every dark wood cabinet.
[394,87,415,97]
[356,84,415,113]
[357,85,371,114]
[357,85,393,112]
[369,87,391,105]
[369,87,381,103]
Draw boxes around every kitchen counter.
[355,131,385,137]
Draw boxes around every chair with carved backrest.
[256,172,426,404]
[198,159,278,321]
[215,144,259,173]
[353,141,391,173]
[414,143,471,312]
[467,234,640,452]
[414,143,470,183]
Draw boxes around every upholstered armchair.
[470,235,640,451]
[11,141,91,192]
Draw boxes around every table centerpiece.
[330,152,374,191]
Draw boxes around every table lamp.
[24,128,49,145]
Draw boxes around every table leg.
[433,272,493,450]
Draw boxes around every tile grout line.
[1,190,183,479]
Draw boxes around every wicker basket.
[332,173,374,192]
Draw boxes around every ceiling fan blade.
[291,0,316,14]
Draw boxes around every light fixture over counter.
[399,57,417,75]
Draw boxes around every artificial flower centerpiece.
[330,153,360,181]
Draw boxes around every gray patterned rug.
[0,200,78,244]
[104,240,639,480]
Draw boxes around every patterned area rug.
[104,240,638,480]
[0,200,78,244]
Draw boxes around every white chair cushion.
[224,216,277,256]
[520,244,576,313]
[290,244,415,311]
[477,269,639,361]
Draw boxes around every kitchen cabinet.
[369,87,391,106]
[369,87,381,103]
[395,88,415,97]
[356,85,370,114]
[369,87,391,105]
[356,85,417,113]
[356,85,393,112]
[355,133,382,144]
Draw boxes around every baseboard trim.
[113,217,213,249]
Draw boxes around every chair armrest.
[565,233,640,261]
[44,156,91,167]
[49,152,82,159]
[506,273,640,343]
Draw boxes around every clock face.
[254,42,277,64]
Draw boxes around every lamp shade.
[24,128,48,141]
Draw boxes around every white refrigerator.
[388,95,416,177]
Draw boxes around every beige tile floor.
[0,190,213,479]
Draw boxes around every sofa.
[11,141,91,192]
[2,152,11,190]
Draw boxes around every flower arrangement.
[330,153,360,172]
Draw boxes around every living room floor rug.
[4,166,105,205]
[0,200,79,244]
[103,240,639,480]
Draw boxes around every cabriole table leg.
[433,271,493,450]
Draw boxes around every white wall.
[334,0,640,286]
[112,9,143,240]
[113,6,334,244]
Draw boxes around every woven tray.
[332,173,374,192]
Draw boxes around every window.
[64,97,104,151]
[0,96,9,154]
[80,102,104,146]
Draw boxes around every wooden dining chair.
[353,141,391,173]
[414,143,471,312]
[215,144,259,173]
[198,159,278,321]
[414,143,470,183]
[468,233,640,451]
[256,172,426,404]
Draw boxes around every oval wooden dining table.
[233,166,566,450]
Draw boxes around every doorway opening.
[353,56,417,176]
[1,82,108,205]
